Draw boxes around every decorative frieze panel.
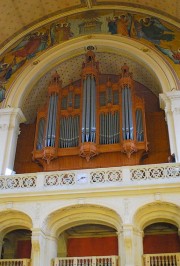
[44,173,75,186]
[0,175,37,189]
[90,170,123,184]
[0,163,179,192]
[130,165,180,181]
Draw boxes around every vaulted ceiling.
[1,0,179,49]
[1,0,179,123]
[21,52,160,124]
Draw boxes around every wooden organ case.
[33,50,148,171]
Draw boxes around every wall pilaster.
[122,224,135,266]
[117,230,124,266]
[46,235,58,265]
[0,108,26,175]
[31,229,46,266]
[159,91,180,162]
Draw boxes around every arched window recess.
[33,50,148,166]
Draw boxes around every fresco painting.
[134,17,174,44]
[0,9,179,98]
[107,13,134,37]
[155,45,180,64]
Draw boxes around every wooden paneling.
[43,150,144,171]
[143,111,170,164]
[16,240,31,258]
[143,234,180,254]
[68,236,118,257]
[14,123,43,174]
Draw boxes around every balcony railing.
[53,256,118,266]
[0,163,179,194]
[143,253,180,266]
[0,259,31,266]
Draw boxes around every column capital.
[159,91,180,161]
[0,107,26,175]
[0,107,26,124]
[31,228,45,237]
[31,228,46,253]
[160,91,180,111]
[122,224,134,246]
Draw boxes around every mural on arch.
[0,9,179,102]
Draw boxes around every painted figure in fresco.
[107,14,133,37]
[50,23,57,45]
[134,17,174,44]
[50,22,73,45]
[11,30,49,59]
[0,84,6,103]
[155,45,180,64]
[0,57,26,83]
[107,17,117,34]
[116,14,133,36]
[0,59,9,81]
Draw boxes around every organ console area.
[32,49,149,171]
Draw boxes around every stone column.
[122,224,134,266]
[134,228,144,266]
[121,224,144,266]
[117,230,124,266]
[31,228,58,266]
[31,229,46,266]
[160,91,180,162]
[0,108,26,175]
[46,235,58,266]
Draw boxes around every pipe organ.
[33,50,148,167]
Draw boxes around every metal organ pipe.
[36,118,45,150]
[45,94,56,147]
[127,87,133,140]
[125,88,129,139]
[136,109,144,141]
[76,116,79,146]
[82,79,87,143]
[52,94,58,147]
[86,75,91,142]
[122,88,126,140]
[59,116,80,148]
[122,87,133,140]
[99,111,120,144]
[82,75,96,143]
[91,76,96,142]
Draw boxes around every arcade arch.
[0,210,33,259]
[3,34,178,110]
[43,204,122,237]
[133,201,180,231]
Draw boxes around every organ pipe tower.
[33,49,148,169]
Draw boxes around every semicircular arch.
[43,204,122,237]
[0,210,33,237]
[1,6,179,55]
[3,34,178,111]
[133,201,180,231]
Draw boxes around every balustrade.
[53,256,118,266]
[143,253,180,266]
[0,163,179,193]
[0,259,31,266]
